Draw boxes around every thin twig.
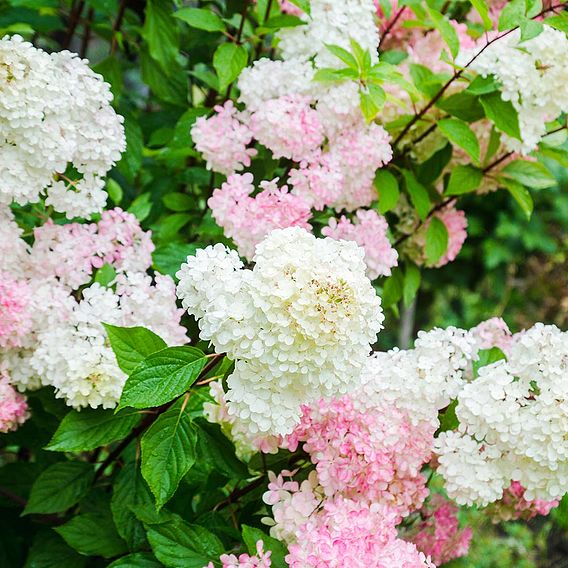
[80,8,94,58]
[110,0,127,55]
[380,7,407,49]
[63,0,85,49]
[214,476,266,511]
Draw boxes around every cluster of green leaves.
[2,324,294,566]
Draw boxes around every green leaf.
[108,553,162,568]
[313,68,358,82]
[480,92,521,140]
[539,144,568,167]
[325,43,358,69]
[213,43,248,93]
[141,397,198,508]
[25,530,87,568]
[425,216,449,266]
[174,7,226,32]
[112,462,155,550]
[242,526,289,568]
[466,75,499,96]
[402,170,431,221]
[128,193,153,223]
[544,13,568,35]
[437,399,459,433]
[470,0,492,30]
[140,50,188,107]
[374,170,400,214]
[445,165,483,196]
[359,84,386,122]
[163,192,193,212]
[55,512,127,558]
[403,263,421,307]
[47,408,140,452]
[381,267,403,309]
[104,324,168,376]
[146,517,224,568]
[261,14,306,30]
[437,92,485,122]
[118,115,144,183]
[288,0,311,14]
[473,347,507,377]
[196,419,249,479]
[106,179,123,205]
[153,243,199,279]
[94,263,117,287]
[23,462,94,515]
[143,0,180,71]
[438,118,480,164]
[427,6,459,58]
[119,346,207,410]
[500,177,534,219]
[501,159,556,189]
[498,0,526,31]
[520,18,543,41]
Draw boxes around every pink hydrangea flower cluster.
[31,208,154,288]
[286,496,436,568]
[191,101,257,175]
[250,95,324,161]
[286,395,433,517]
[323,209,399,279]
[0,274,31,348]
[0,372,29,433]
[486,481,559,522]
[471,317,513,354]
[408,495,473,565]
[205,541,272,568]
[432,206,468,268]
[208,173,312,259]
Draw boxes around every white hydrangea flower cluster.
[277,0,379,68]
[0,35,125,217]
[436,323,568,505]
[360,326,479,427]
[462,26,568,154]
[177,227,384,437]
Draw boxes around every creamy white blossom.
[177,227,384,436]
[0,35,125,216]
[462,26,568,154]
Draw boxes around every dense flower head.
[0,372,29,432]
[0,273,31,348]
[486,481,559,522]
[0,35,125,217]
[436,324,568,505]
[191,101,257,175]
[277,0,379,68]
[462,25,568,154]
[30,208,154,288]
[0,205,30,276]
[470,317,513,354]
[286,394,432,516]
[177,228,383,436]
[408,495,472,565]
[208,174,312,260]
[250,95,324,162]
[284,495,435,568]
[323,209,399,279]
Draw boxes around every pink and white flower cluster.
[0,204,185,409]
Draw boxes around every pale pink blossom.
[191,101,257,175]
[408,495,472,565]
[0,373,29,433]
[0,274,31,348]
[250,95,324,162]
[471,317,513,354]
[433,206,468,267]
[486,481,559,522]
[205,540,272,568]
[286,395,433,517]
[286,496,436,568]
[289,157,343,211]
[323,209,398,279]
[208,173,312,259]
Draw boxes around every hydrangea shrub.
[1,0,568,566]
